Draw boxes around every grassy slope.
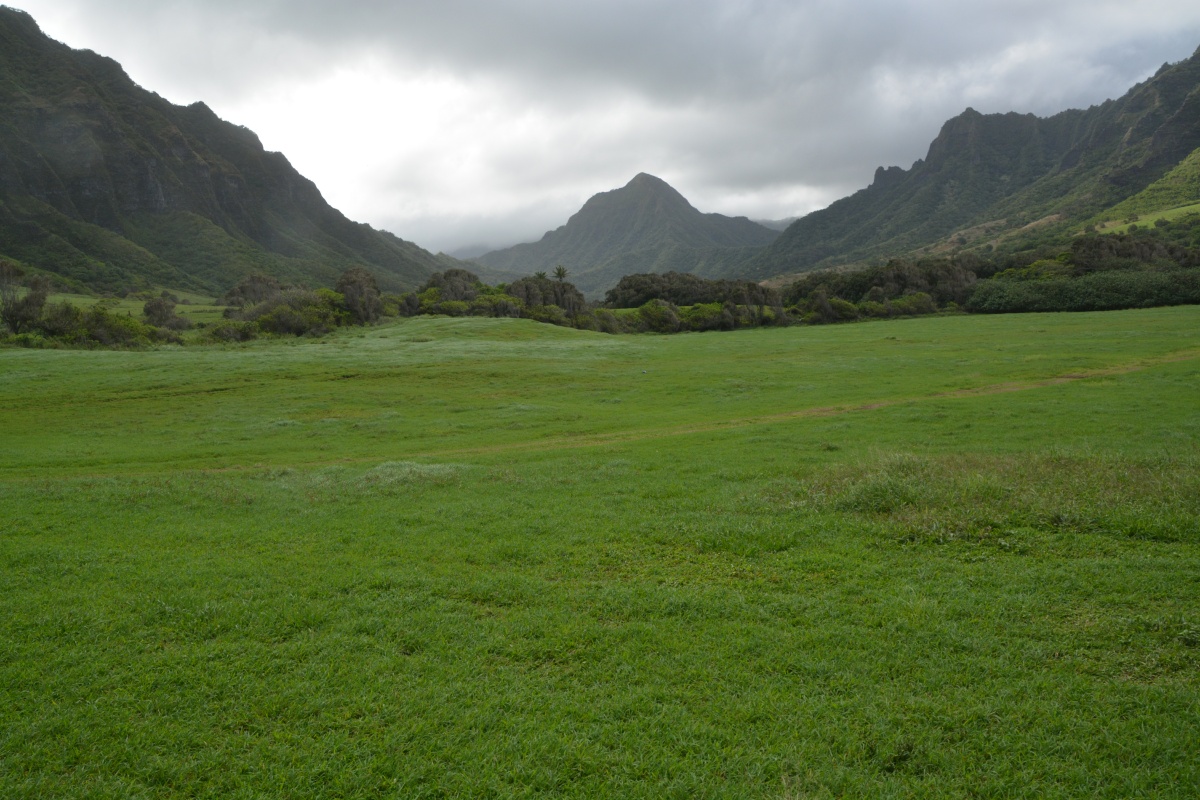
[2,309,1199,798]
[1090,147,1200,232]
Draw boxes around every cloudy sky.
[12,1,1200,254]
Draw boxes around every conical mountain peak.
[475,174,778,294]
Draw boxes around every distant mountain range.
[472,173,779,295]
[0,7,473,295]
[3,4,1198,297]
[749,46,1200,279]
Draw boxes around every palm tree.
[553,265,568,283]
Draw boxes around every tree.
[1,261,49,335]
[336,266,383,324]
[223,273,282,307]
[553,265,568,283]
[143,296,192,330]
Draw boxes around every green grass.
[2,308,1199,797]
[42,291,226,330]
[1097,201,1200,234]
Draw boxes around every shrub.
[143,296,193,330]
[524,304,568,325]
[638,299,681,333]
[336,266,383,324]
[242,289,347,336]
[205,321,259,342]
[828,297,860,321]
[469,294,523,318]
[223,273,282,307]
[680,302,727,332]
[439,300,470,317]
[888,292,937,316]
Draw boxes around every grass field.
[2,307,1199,798]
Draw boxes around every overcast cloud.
[12,1,1200,253]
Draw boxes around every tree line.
[5,215,1199,347]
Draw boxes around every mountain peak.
[475,174,778,294]
[627,172,669,188]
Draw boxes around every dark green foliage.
[506,275,586,314]
[222,273,283,307]
[779,227,1200,321]
[396,269,525,319]
[966,269,1200,313]
[335,266,383,325]
[636,299,682,333]
[604,271,780,308]
[0,261,49,334]
[238,289,348,336]
[36,301,86,339]
[1068,226,1200,273]
[782,258,979,308]
[678,302,737,332]
[80,304,177,346]
[420,268,481,302]
[15,299,182,347]
[203,320,259,343]
[142,296,192,331]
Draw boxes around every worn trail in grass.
[2,307,1199,798]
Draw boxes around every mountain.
[750,47,1200,280]
[754,217,799,231]
[0,7,462,295]
[473,173,779,295]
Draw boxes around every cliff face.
[751,46,1200,279]
[0,7,457,293]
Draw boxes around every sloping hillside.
[751,47,1200,279]
[474,173,778,295]
[0,7,461,294]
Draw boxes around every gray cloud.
[13,0,1200,252]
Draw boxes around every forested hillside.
[0,7,464,294]
[751,47,1200,279]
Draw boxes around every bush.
[37,301,86,341]
[524,304,568,325]
[679,302,728,332]
[637,299,681,333]
[469,294,523,318]
[888,292,937,316]
[336,266,383,324]
[143,296,193,330]
[828,297,860,321]
[223,273,282,307]
[204,321,259,342]
[438,300,470,317]
[81,305,163,347]
[242,289,347,336]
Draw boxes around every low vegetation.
[2,307,1198,797]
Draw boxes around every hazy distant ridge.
[473,173,779,295]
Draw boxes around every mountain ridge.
[473,172,778,295]
[0,6,466,294]
[750,46,1200,279]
